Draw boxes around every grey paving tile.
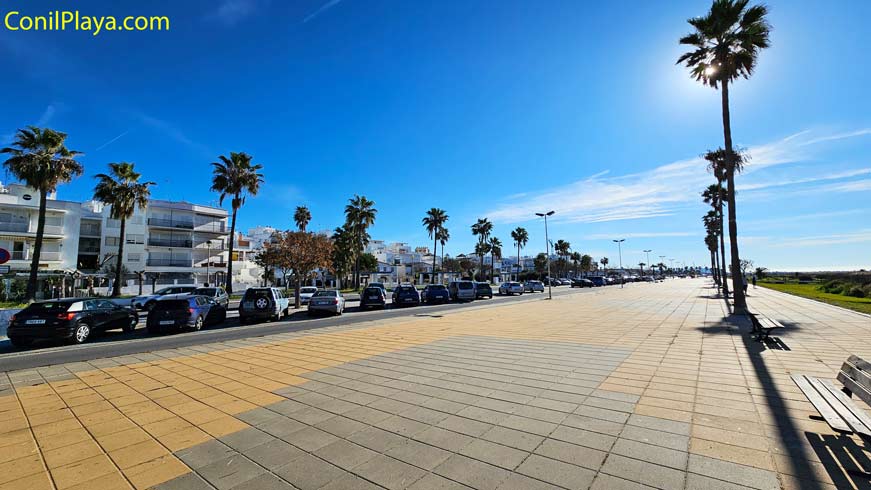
[219,427,276,452]
[319,473,385,490]
[627,414,691,436]
[600,453,686,489]
[315,415,369,438]
[282,426,340,452]
[590,473,655,490]
[687,454,779,490]
[455,406,511,425]
[274,453,348,490]
[373,415,431,437]
[236,407,282,427]
[385,438,453,470]
[533,438,607,471]
[516,454,596,489]
[353,454,428,490]
[437,415,494,437]
[177,439,237,469]
[229,473,296,490]
[243,438,304,470]
[288,406,336,425]
[619,425,690,452]
[153,472,215,490]
[409,473,473,490]
[344,405,394,425]
[348,426,410,453]
[494,473,562,490]
[257,415,308,438]
[198,455,266,490]
[458,439,529,470]
[314,439,379,470]
[685,473,755,490]
[549,425,616,452]
[400,405,451,425]
[611,438,688,470]
[574,405,631,424]
[434,454,513,490]
[480,426,545,452]
[413,426,475,453]
[560,414,626,436]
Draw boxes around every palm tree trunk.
[295,275,301,308]
[113,218,126,297]
[720,80,745,309]
[517,245,521,281]
[225,205,238,294]
[433,236,438,285]
[709,251,717,287]
[25,192,49,301]
[717,183,729,297]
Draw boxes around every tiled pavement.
[1,279,870,490]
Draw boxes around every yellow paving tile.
[0,454,45,485]
[65,471,133,490]
[155,426,211,452]
[108,439,169,469]
[43,439,104,469]
[50,454,118,489]
[124,455,189,490]
[0,471,53,490]
[95,427,153,452]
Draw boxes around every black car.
[422,284,450,304]
[392,284,421,307]
[475,282,493,299]
[571,278,594,288]
[8,298,138,347]
[360,286,387,309]
[147,295,226,334]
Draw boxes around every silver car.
[499,282,525,295]
[193,286,229,308]
[298,286,319,305]
[308,290,345,316]
[524,280,545,292]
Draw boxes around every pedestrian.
[751,275,757,289]
[742,275,749,295]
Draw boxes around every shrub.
[847,286,866,298]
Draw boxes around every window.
[106,219,120,228]
[127,253,141,262]
[126,234,144,245]
[105,236,120,246]
[130,216,144,225]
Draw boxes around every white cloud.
[586,231,696,239]
[36,104,56,126]
[799,128,871,147]
[738,168,871,191]
[485,129,871,225]
[303,0,343,23]
[209,0,265,25]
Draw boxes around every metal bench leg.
[847,468,871,478]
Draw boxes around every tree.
[331,225,355,288]
[272,231,334,307]
[580,254,593,275]
[705,233,719,285]
[702,209,722,287]
[600,257,609,273]
[474,242,491,281]
[533,253,548,279]
[639,262,646,276]
[554,240,571,276]
[570,252,582,276]
[344,195,377,289]
[1,126,83,300]
[93,163,155,297]
[471,218,493,281]
[703,156,731,295]
[678,0,771,309]
[253,242,280,287]
[437,227,450,283]
[294,206,311,232]
[359,253,378,273]
[510,227,529,281]
[422,208,448,283]
[754,266,767,279]
[210,152,264,294]
[489,237,502,283]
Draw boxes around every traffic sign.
[0,266,9,274]
[0,248,9,265]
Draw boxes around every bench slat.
[838,371,871,407]
[792,375,851,432]
[840,358,871,399]
[818,379,871,437]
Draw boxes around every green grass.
[0,301,27,310]
[758,281,871,315]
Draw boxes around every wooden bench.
[749,312,784,341]
[792,355,871,442]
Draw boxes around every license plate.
[368,295,379,299]
[159,320,175,325]
[404,298,413,302]
[25,319,46,324]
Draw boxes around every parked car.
[422,284,451,304]
[147,295,226,334]
[524,280,545,292]
[571,278,594,288]
[368,282,387,292]
[193,286,229,308]
[448,280,476,302]
[133,286,197,311]
[8,298,138,347]
[475,282,494,299]
[559,278,572,286]
[298,286,319,305]
[392,284,421,307]
[308,290,346,315]
[589,277,606,287]
[360,286,387,309]
[499,282,525,295]
[239,287,290,323]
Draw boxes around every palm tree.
[704,233,719,286]
[210,152,264,294]
[1,127,83,300]
[703,210,722,287]
[702,182,727,294]
[474,242,491,281]
[554,240,570,276]
[437,227,450,283]
[510,227,528,281]
[93,163,155,297]
[571,252,582,277]
[600,257,609,273]
[294,206,311,232]
[488,237,502,283]
[344,195,377,289]
[422,208,448,283]
[471,218,493,281]
[638,262,646,277]
[331,225,354,288]
[678,0,771,309]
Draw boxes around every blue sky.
[2,0,869,271]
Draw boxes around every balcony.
[194,222,227,233]
[10,251,60,261]
[148,218,194,229]
[146,258,192,267]
[0,222,29,233]
[78,246,100,254]
[80,224,101,237]
[148,238,193,248]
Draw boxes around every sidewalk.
[0,279,869,490]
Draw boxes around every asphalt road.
[0,286,600,372]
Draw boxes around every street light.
[205,240,213,286]
[612,239,625,288]
[535,211,555,300]
[643,249,652,277]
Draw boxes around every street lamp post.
[535,211,555,300]
[612,239,625,288]
[659,255,665,280]
[205,240,212,286]
[643,249,652,277]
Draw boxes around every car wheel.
[123,316,138,333]
[71,322,91,344]
[192,316,204,331]
[9,337,32,348]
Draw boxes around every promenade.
[1,279,869,490]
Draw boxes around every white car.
[524,280,545,293]
[308,290,345,316]
[133,286,197,311]
[499,282,525,295]
[298,286,319,305]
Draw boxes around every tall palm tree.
[210,152,264,294]
[702,210,722,287]
[702,181,729,295]
[93,163,155,297]
[422,208,448,283]
[600,257,609,273]
[554,240,570,276]
[470,218,493,281]
[510,227,528,281]
[571,251,582,276]
[678,0,771,309]
[1,127,83,300]
[294,206,311,232]
[474,242,491,282]
[437,227,450,282]
[344,195,377,289]
[488,237,502,283]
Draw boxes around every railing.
[0,222,29,233]
[194,222,227,233]
[79,246,100,254]
[43,225,63,235]
[148,239,193,248]
[148,218,194,229]
[11,251,61,261]
[80,224,101,236]
[146,258,192,267]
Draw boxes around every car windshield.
[24,302,72,313]
[364,287,382,293]
[300,287,318,294]
[155,288,174,295]
[457,282,473,290]
[243,289,271,301]
[194,288,218,296]
[429,285,447,290]
[154,299,190,310]
[313,291,337,297]
[397,287,415,293]
[369,283,385,289]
